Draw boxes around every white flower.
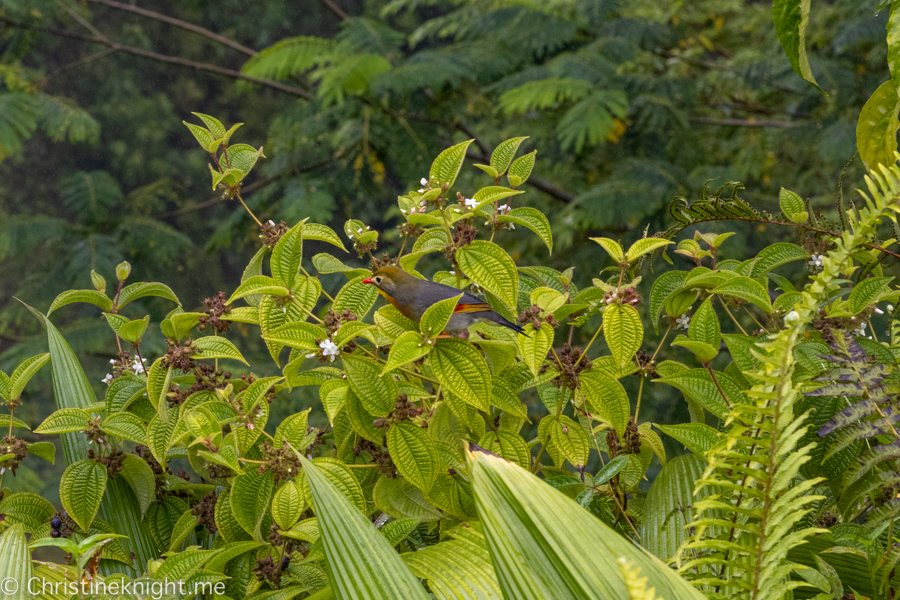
[808,254,824,269]
[498,203,510,214]
[784,310,800,325]
[102,373,114,385]
[305,353,316,359]
[401,209,407,214]
[464,197,477,208]
[319,339,340,362]
[449,270,455,275]
[853,321,868,337]
[418,189,425,193]
[420,177,429,186]
[267,220,276,227]
[875,307,884,315]
[889,304,895,312]
[110,359,117,365]
[132,358,145,375]
[508,223,515,230]
[676,314,691,329]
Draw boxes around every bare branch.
[0,17,313,100]
[692,117,799,128]
[40,48,116,87]
[318,0,349,20]
[84,0,257,56]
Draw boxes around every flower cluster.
[603,287,641,306]
[257,441,302,486]
[518,303,558,330]
[190,491,218,534]
[307,338,340,363]
[261,220,290,248]
[103,354,146,385]
[0,436,27,476]
[373,395,424,429]
[199,291,232,333]
[49,511,76,539]
[162,338,202,373]
[549,343,592,390]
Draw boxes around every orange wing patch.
[454,302,492,313]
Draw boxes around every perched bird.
[362,266,526,335]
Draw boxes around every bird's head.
[362,266,412,297]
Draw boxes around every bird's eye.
[374,277,382,284]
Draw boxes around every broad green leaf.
[192,112,226,137]
[508,150,537,187]
[375,305,419,341]
[412,228,452,254]
[590,237,624,262]
[603,304,642,371]
[624,238,673,263]
[0,492,54,531]
[849,276,893,314]
[47,289,112,315]
[580,370,630,435]
[499,208,553,254]
[429,339,492,410]
[0,524,32,600]
[688,297,720,349]
[101,412,147,444]
[169,311,204,341]
[345,388,385,444]
[229,276,290,303]
[779,187,806,222]
[272,481,305,530]
[334,321,377,347]
[456,241,519,309]
[381,330,431,375]
[264,321,328,352]
[35,408,90,434]
[320,380,349,425]
[517,323,552,376]
[184,120,215,149]
[593,455,629,485]
[333,273,379,319]
[231,469,275,540]
[531,287,568,316]
[773,0,824,94]
[118,316,149,344]
[373,475,443,522]
[303,222,347,252]
[468,450,707,599]
[241,376,282,412]
[147,358,173,409]
[116,282,180,309]
[9,353,50,400]
[192,336,249,364]
[300,458,367,515]
[299,455,431,599]
[740,242,809,279]
[471,186,525,210]
[274,409,311,449]
[421,293,463,337]
[167,511,201,552]
[61,459,107,532]
[147,414,176,469]
[430,139,474,189]
[491,137,528,175]
[479,431,531,470]
[120,454,156,517]
[387,421,440,492]
[656,423,719,455]
[655,369,744,419]
[550,415,590,469]
[490,378,528,418]
[890,3,900,93]
[104,313,130,336]
[342,354,398,417]
[712,276,774,313]
[26,442,55,464]
[649,270,687,334]
[271,220,305,287]
[226,143,265,176]
[671,336,719,364]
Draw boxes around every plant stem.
[633,376,645,422]
[234,190,263,228]
[717,296,748,335]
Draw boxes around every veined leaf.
[193,336,249,364]
[342,354,398,417]
[456,241,519,309]
[271,220,305,288]
[303,222,347,252]
[471,186,524,210]
[624,238,673,263]
[580,370,630,434]
[421,293,463,338]
[272,481,305,530]
[229,276,291,303]
[430,139,473,189]
[101,412,147,444]
[60,460,107,532]
[655,423,719,455]
[654,369,743,419]
[0,524,32,600]
[849,276,893,314]
[333,274,379,319]
[603,304,642,371]
[381,330,431,375]
[688,297,720,349]
[120,454,156,517]
[773,0,825,94]
[47,289,112,315]
[590,237,624,262]
[387,422,440,492]
[9,353,50,401]
[741,242,809,279]
[35,408,90,434]
[508,150,537,187]
[429,339,492,411]
[517,323,552,376]
[649,271,687,334]
[712,276,774,313]
[116,282,180,310]
[491,137,528,175]
[499,208,553,254]
[231,469,274,540]
[779,187,806,222]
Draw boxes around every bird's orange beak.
[362,278,373,284]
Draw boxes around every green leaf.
[116,282,180,309]
[47,289,112,314]
[147,357,173,409]
[303,222,347,252]
[456,240,519,309]
[655,369,743,419]
[430,139,474,189]
[375,305,419,341]
[671,336,719,364]
[468,450,707,599]
[299,455,431,599]
[480,431,531,470]
[9,353,50,401]
[849,276,893,314]
[740,242,809,279]
[61,459,108,532]
[655,423,719,455]
[101,412,147,444]
[508,150,537,186]
[381,330,431,375]
[118,316,149,344]
[0,524,32,600]
[580,370,630,434]
[649,271,687,334]
[421,293,463,338]
[603,304,642,371]
[184,120,216,149]
[549,415,590,469]
[229,276,291,304]
[333,274,380,319]
[264,321,328,352]
[271,220,305,287]
[226,143,265,176]
[857,81,900,171]
[590,237,624,262]
[272,481,306,530]
[429,339,492,410]
[342,354,398,417]
[772,0,825,94]
[147,414,176,469]
[491,378,528,418]
[624,238,673,263]
[387,421,440,492]
[193,336,249,364]
[491,137,528,175]
[498,208,553,254]
[471,186,525,210]
[712,276,774,313]
[26,441,55,464]
[120,454,156,517]
[403,526,503,600]
[688,297,721,350]
[35,408,90,434]
[191,112,226,137]
[779,187,806,222]
[517,323,553,376]
[373,476,443,522]
[274,410,311,449]
[231,469,275,540]
[167,510,201,552]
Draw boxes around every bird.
[362,266,526,335]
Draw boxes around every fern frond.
[0,93,39,160]
[36,94,100,145]
[497,78,594,114]
[241,36,338,81]
[556,90,628,152]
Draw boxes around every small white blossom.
[418,188,425,193]
[784,310,800,325]
[320,339,340,362]
[508,223,515,230]
[420,177,428,186]
[453,209,460,213]
[102,373,114,385]
[676,314,691,329]
[808,254,824,269]
[875,307,884,314]
[267,220,276,227]
[890,304,895,312]
[498,203,510,214]
[449,270,455,275]
[853,322,868,337]
[110,359,117,365]
[464,198,477,208]
[401,209,407,214]
[132,358,145,375]
[305,353,316,359]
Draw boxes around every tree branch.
[40,48,116,87]
[84,0,257,56]
[318,0,349,20]
[692,117,799,128]
[0,17,313,100]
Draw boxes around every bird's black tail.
[485,312,529,336]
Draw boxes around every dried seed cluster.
[199,291,232,334]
